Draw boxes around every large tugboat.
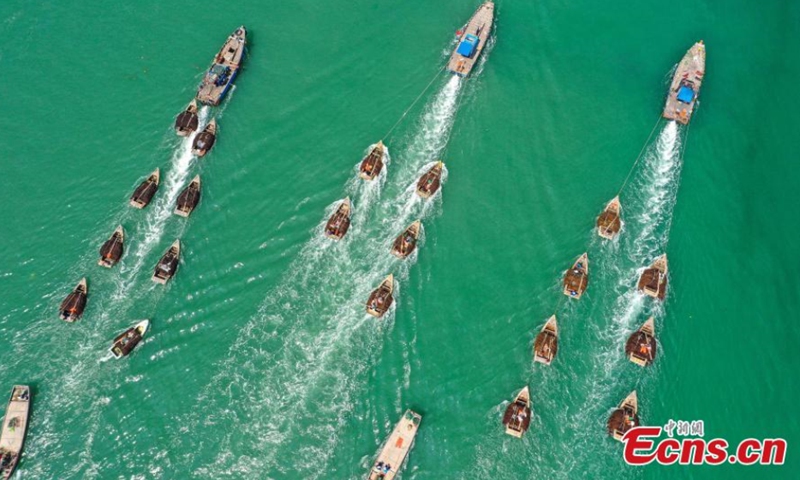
[192,119,217,157]
[366,275,394,318]
[174,100,199,136]
[109,320,150,359]
[447,2,495,77]
[325,198,352,240]
[626,317,657,367]
[663,41,706,124]
[638,254,668,300]
[174,176,201,217]
[152,240,181,285]
[533,315,558,366]
[502,387,532,438]
[607,390,640,441]
[366,410,422,480]
[416,162,444,199]
[359,141,386,181]
[59,278,88,322]
[563,253,589,299]
[390,220,421,259]
[98,226,124,268]
[196,27,247,106]
[129,168,160,209]
[596,196,622,240]
[0,385,31,480]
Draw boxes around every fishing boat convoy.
[47,27,244,372]
[6,7,708,476]
[513,39,705,445]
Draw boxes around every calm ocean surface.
[0,0,798,478]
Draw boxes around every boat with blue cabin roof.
[663,41,706,124]
[447,2,494,77]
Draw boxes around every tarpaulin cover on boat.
[677,85,695,103]
[456,34,479,57]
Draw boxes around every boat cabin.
[457,34,480,57]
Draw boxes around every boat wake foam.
[553,120,685,477]
[113,108,210,303]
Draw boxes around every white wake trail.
[113,108,209,301]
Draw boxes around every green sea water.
[1,0,799,478]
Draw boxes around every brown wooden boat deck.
[638,269,667,300]
[359,142,384,180]
[416,162,443,199]
[533,316,558,365]
[502,389,531,438]
[366,276,394,318]
[99,227,124,267]
[390,221,420,259]
[597,212,621,239]
[607,408,640,439]
[325,199,351,240]
[563,253,588,299]
[626,332,656,367]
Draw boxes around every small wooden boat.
[0,385,31,480]
[196,26,247,106]
[325,198,351,240]
[626,317,657,367]
[563,253,589,299]
[638,254,668,300]
[192,119,217,157]
[359,141,385,180]
[366,274,394,318]
[98,225,124,268]
[152,240,180,284]
[174,100,199,136]
[129,168,160,209]
[502,386,532,438]
[607,390,640,441]
[663,41,706,125]
[59,278,87,322]
[174,176,201,217]
[533,315,558,365]
[366,410,422,480]
[390,220,421,259]
[416,161,444,199]
[596,196,622,240]
[447,2,495,77]
[109,320,149,359]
